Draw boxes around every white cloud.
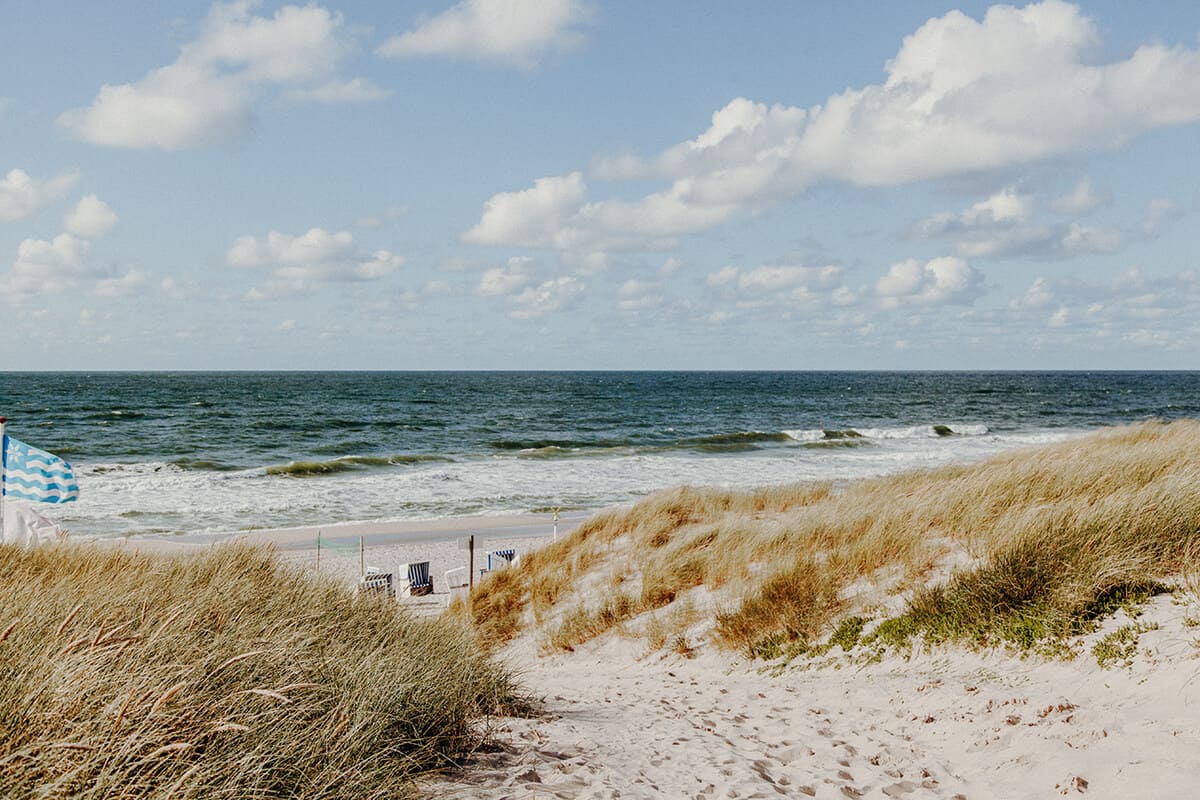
[471,1,1200,253]
[94,269,148,297]
[1051,179,1109,214]
[378,0,592,68]
[464,172,587,248]
[477,256,536,295]
[912,187,1123,259]
[615,279,661,313]
[509,276,585,319]
[59,2,361,150]
[705,262,854,311]
[875,256,983,308]
[286,77,390,104]
[2,233,91,296]
[1140,197,1183,236]
[228,227,403,298]
[0,168,80,222]
[160,276,199,299]
[912,187,1032,238]
[464,171,734,251]
[1010,269,1200,343]
[355,205,408,229]
[1060,222,1121,254]
[64,194,118,237]
[660,257,684,276]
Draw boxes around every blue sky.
[3,0,1200,370]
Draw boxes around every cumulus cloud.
[58,2,373,150]
[94,269,148,297]
[911,187,1032,238]
[1010,268,1200,344]
[228,227,403,299]
[508,275,585,318]
[2,233,90,296]
[0,168,80,222]
[1139,197,1184,236]
[286,77,390,104]
[469,1,1200,253]
[378,0,592,68]
[463,170,733,251]
[875,257,983,308]
[615,279,662,313]
[64,194,118,237]
[912,187,1123,258]
[704,263,856,315]
[1051,179,1109,215]
[477,256,536,295]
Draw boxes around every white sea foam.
[49,426,1082,538]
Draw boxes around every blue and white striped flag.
[2,436,79,504]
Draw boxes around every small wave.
[785,424,989,442]
[170,458,245,472]
[490,438,629,451]
[685,431,794,446]
[265,453,450,477]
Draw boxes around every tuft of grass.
[0,542,525,799]
[545,592,638,653]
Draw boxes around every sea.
[2,371,1197,539]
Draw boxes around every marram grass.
[0,543,525,799]
[463,419,1200,658]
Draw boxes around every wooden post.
[468,534,475,590]
[359,536,364,576]
[316,531,321,569]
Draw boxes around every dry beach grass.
[464,419,1200,659]
[0,543,525,799]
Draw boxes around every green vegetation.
[0,543,524,799]
[1092,622,1159,669]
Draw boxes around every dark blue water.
[2,372,1196,536]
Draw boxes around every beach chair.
[358,567,393,598]
[487,548,517,571]
[398,561,433,597]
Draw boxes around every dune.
[425,419,1200,798]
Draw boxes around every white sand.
[425,591,1200,799]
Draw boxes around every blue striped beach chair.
[487,548,517,571]
[398,561,433,597]
[358,567,393,598]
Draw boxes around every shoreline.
[95,509,595,607]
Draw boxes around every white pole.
[553,508,559,541]
[0,417,7,541]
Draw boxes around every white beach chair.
[486,548,517,571]
[398,561,433,597]
[358,567,393,598]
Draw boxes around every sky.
[3,0,1200,370]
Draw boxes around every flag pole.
[0,417,6,540]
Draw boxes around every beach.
[108,511,590,615]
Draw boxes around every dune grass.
[0,543,526,799]
[463,419,1200,658]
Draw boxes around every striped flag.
[2,436,79,504]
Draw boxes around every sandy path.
[426,595,1200,799]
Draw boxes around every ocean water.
[2,371,1196,538]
